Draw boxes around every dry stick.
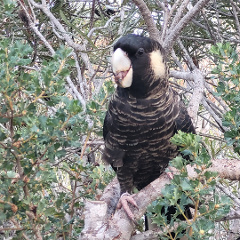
[201,9,216,41]
[66,76,86,111]
[20,0,87,109]
[169,81,193,93]
[88,14,120,38]
[163,0,185,40]
[170,68,204,122]
[89,0,96,30]
[204,96,225,115]
[171,49,185,70]
[198,113,222,131]
[169,70,192,80]
[18,0,55,55]
[177,38,197,70]
[72,51,87,99]
[69,180,77,235]
[180,36,215,43]
[218,209,240,222]
[198,132,225,142]
[202,98,227,132]
[205,83,230,112]
[118,4,125,35]
[28,0,95,76]
[155,0,169,41]
[188,72,204,121]
[229,0,240,13]
[213,0,222,42]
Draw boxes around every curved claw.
[117,193,138,220]
[166,166,179,180]
[166,171,174,180]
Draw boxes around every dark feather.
[103,34,195,195]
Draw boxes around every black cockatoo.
[103,34,195,220]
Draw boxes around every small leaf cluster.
[210,43,240,154]
[148,131,231,240]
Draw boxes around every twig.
[204,96,224,115]
[199,132,225,142]
[72,51,87,99]
[163,0,211,53]
[198,113,221,130]
[171,49,184,71]
[205,83,230,112]
[180,36,215,43]
[18,0,55,55]
[88,14,120,38]
[177,38,196,70]
[202,98,227,132]
[216,183,240,208]
[66,76,86,110]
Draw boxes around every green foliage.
[210,43,240,155]
[148,131,231,240]
[0,40,114,239]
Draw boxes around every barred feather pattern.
[103,81,181,194]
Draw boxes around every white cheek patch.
[150,50,166,78]
[111,48,133,88]
[112,48,131,74]
[121,67,133,88]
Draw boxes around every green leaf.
[0,118,9,123]
[171,156,184,170]
[181,179,193,191]
[0,130,7,141]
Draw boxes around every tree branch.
[131,0,161,43]
[169,69,205,122]
[163,0,211,53]
[80,159,240,240]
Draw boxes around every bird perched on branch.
[103,34,195,220]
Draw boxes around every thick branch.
[131,0,161,43]
[170,69,204,121]
[80,159,240,240]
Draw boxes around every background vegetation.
[1,0,240,239]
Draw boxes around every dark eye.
[136,48,144,57]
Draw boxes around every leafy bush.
[211,43,240,155]
[148,131,231,240]
[0,40,114,239]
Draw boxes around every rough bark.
[79,159,240,240]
